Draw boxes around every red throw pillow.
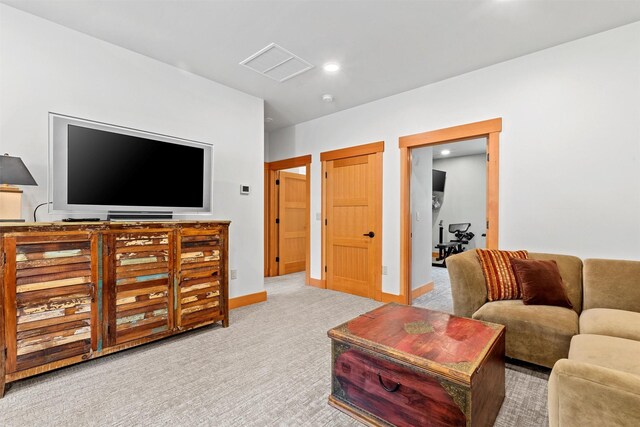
[476,249,529,301]
[509,258,573,309]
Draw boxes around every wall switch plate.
[382,265,388,275]
[240,185,250,195]
[316,212,321,220]
[230,269,238,280]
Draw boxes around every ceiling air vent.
[240,43,313,82]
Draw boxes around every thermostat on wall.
[240,185,250,195]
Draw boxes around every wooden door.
[267,170,280,277]
[3,232,97,373]
[177,228,225,329]
[326,153,382,299]
[105,230,173,346]
[278,171,307,275]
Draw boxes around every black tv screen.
[67,125,205,207]
[433,169,446,192]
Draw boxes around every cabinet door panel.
[4,233,97,373]
[108,231,173,345]
[177,230,222,329]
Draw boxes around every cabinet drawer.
[332,344,467,427]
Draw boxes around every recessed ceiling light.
[322,94,334,103]
[440,149,451,155]
[265,117,274,123]
[323,62,340,73]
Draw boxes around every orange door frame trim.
[398,118,502,305]
[264,154,312,285]
[320,141,384,300]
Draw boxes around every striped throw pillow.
[476,249,529,301]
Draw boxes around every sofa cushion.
[472,300,578,368]
[510,258,573,309]
[569,334,640,376]
[476,249,529,301]
[583,258,640,313]
[580,308,640,342]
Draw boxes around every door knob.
[363,231,375,238]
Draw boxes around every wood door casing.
[106,230,173,346]
[325,153,382,300]
[3,232,97,373]
[264,155,312,282]
[399,118,501,304]
[278,171,307,275]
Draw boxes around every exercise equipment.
[433,222,475,268]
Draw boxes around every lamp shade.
[0,154,37,186]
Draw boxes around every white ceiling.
[433,137,486,160]
[4,1,640,132]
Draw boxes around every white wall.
[0,5,265,298]
[432,154,487,250]
[269,22,640,296]
[410,146,433,289]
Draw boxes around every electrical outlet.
[382,265,388,275]
[230,269,238,280]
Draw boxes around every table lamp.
[0,153,38,222]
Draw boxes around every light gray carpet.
[413,266,454,313]
[0,271,549,426]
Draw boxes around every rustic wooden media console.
[0,220,229,397]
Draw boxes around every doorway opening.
[430,137,487,267]
[320,142,384,300]
[264,155,311,285]
[399,118,501,304]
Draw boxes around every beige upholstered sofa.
[548,259,640,426]
[447,251,583,368]
[448,252,640,426]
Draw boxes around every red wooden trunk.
[328,303,505,427]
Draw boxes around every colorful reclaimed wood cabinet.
[0,220,229,397]
[328,303,506,427]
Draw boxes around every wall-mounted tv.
[432,169,446,192]
[49,113,213,214]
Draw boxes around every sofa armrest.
[549,359,640,427]
[446,250,487,318]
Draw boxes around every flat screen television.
[49,113,213,214]
[432,169,446,192]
